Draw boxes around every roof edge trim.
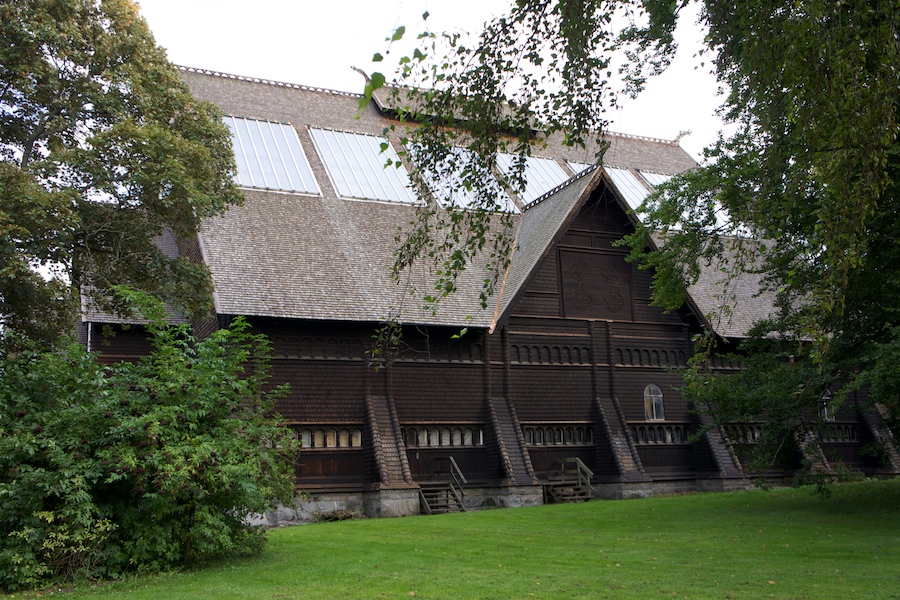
[523,164,600,210]
[177,66,362,99]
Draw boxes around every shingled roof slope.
[685,242,780,339]
[370,84,696,175]
[200,189,505,327]
[180,68,773,337]
[81,228,189,325]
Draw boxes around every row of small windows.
[616,348,688,367]
[510,344,590,365]
[631,425,687,444]
[402,427,485,448]
[523,426,594,446]
[725,423,858,444]
[724,424,763,444]
[821,424,858,442]
[295,428,362,449]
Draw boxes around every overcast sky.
[136,0,726,161]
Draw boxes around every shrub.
[0,315,298,590]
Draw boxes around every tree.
[0,298,298,590]
[372,0,900,455]
[0,3,296,589]
[620,0,900,444]
[0,0,243,347]
[364,0,678,314]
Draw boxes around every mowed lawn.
[13,479,900,600]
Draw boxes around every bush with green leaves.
[0,316,298,590]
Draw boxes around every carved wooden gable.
[513,185,640,322]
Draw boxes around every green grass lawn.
[9,480,900,599]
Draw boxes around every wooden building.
[83,68,900,519]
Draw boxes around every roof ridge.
[177,66,362,99]
[603,164,680,177]
[179,67,683,149]
[522,164,599,211]
[605,129,681,146]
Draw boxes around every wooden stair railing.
[418,456,468,515]
[543,457,594,504]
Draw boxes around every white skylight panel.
[497,154,570,204]
[408,146,518,213]
[605,167,651,212]
[639,171,673,187]
[567,161,597,175]
[224,116,319,194]
[309,129,417,203]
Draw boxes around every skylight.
[224,116,319,194]
[605,167,651,212]
[309,129,417,203]
[638,172,673,187]
[568,161,597,175]
[496,154,571,203]
[408,146,518,213]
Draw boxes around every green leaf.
[391,26,406,42]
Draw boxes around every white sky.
[136,0,727,161]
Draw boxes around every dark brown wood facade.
[83,70,900,512]
[86,180,898,500]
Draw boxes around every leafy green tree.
[0,302,297,590]
[0,0,242,347]
[373,0,900,453]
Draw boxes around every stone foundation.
[362,488,420,518]
[252,476,776,527]
[461,484,544,510]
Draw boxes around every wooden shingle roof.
[180,67,772,337]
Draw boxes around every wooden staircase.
[543,457,594,504]
[419,482,466,514]
[418,456,468,515]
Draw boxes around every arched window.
[338,429,350,447]
[452,428,463,446]
[534,428,544,445]
[644,384,664,421]
[313,429,325,448]
[351,429,362,447]
[820,389,835,422]
[325,429,337,448]
[524,428,534,445]
[300,429,312,448]
[440,428,451,446]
